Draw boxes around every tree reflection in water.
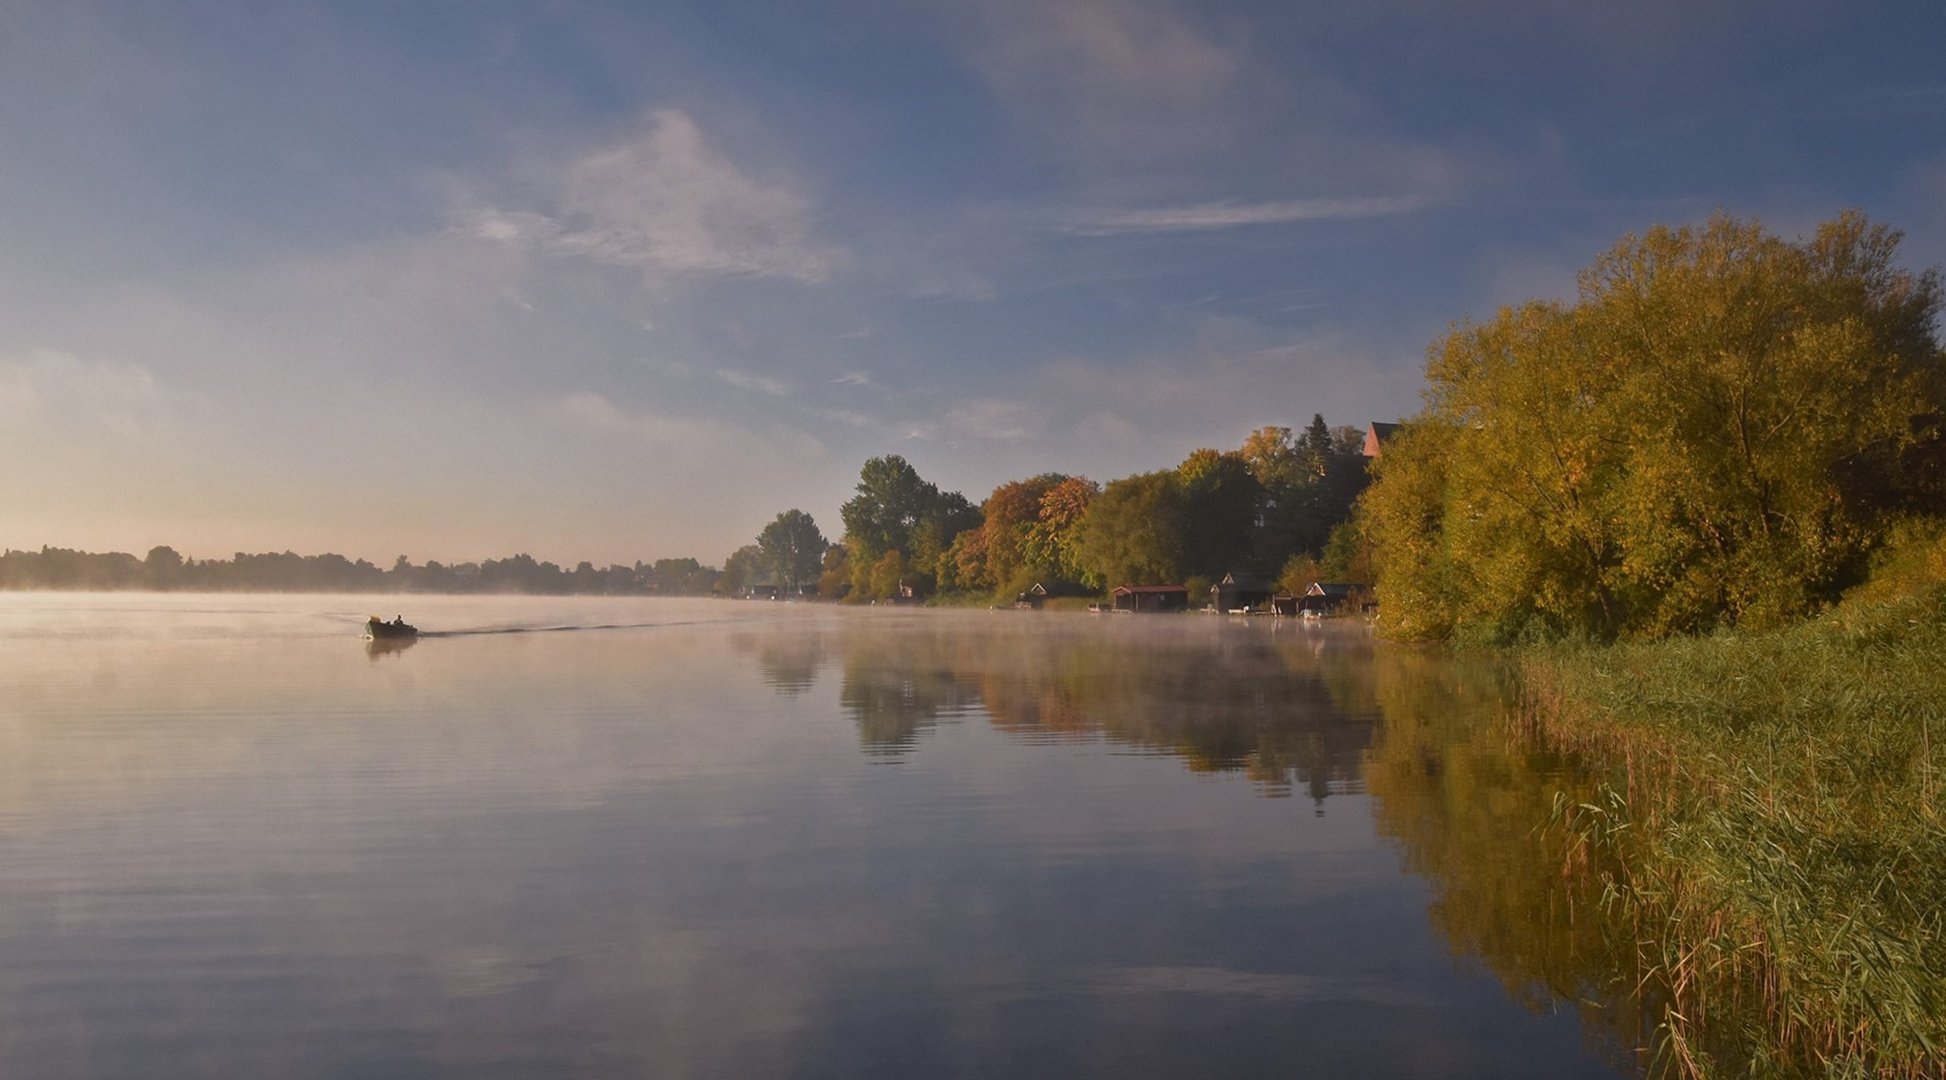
[735,612,1671,1071]
[806,616,1378,808]
[732,628,830,696]
[1362,649,1651,1074]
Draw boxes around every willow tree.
[1364,211,1944,642]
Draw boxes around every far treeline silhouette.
[0,547,724,596]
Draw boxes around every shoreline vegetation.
[1518,529,1946,1075]
[1377,213,1942,1077]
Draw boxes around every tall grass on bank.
[1521,534,1946,1077]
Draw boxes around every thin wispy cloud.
[1066,195,1433,235]
[808,405,875,428]
[546,391,822,459]
[467,109,846,285]
[945,397,1042,441]
[714,368,792,396]
[959,0,1241,162]
[0,349,196,443]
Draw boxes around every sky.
[3,0,1944,567]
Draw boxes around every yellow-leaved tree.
[1363,212,1945,642]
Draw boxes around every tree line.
[0,546,727,595]
[738,212,1945,628]
[737,412,1376,605]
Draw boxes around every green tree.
[1320,517,1374,584]
[1240,419,1372,571]
[1075,471,1187,586]
[839,455,978,600]
[719,544,764,596]
[142,545,184,590]
[1363,211,1946,642]
[756,509,828,595]
[908,490,981,590]
[1298,413,1335,478]
[1176,449,1262,576]
[840,455,941,563]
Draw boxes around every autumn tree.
[1241,426,1304,491]
[941,526,990,593]
[1362,211,1946,642]
[978,474,1069,587]
[817,545,852,601]
[1025,475,1100,587]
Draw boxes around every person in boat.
[367,615,417,636]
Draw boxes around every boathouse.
[1211,572,1274,613]
[1298,581,1366,615]
[1112,584,1189,613]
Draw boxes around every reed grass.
[1522,529,1946,1077]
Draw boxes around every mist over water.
[0,595,1630,1078]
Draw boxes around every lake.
[0,594,1639,1078]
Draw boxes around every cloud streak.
[714,368,792,396]
[1065,195,1434,235]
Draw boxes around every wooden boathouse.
[1111,584,1190,613]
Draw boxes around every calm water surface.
[0,594,1635,1078]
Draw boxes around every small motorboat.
[365,615,419,639]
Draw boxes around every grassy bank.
[1519,531,1946,1076]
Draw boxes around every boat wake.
[415,620,716,637]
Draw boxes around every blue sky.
[3,0,1944,565]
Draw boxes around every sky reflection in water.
[0,595,1631,1078]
